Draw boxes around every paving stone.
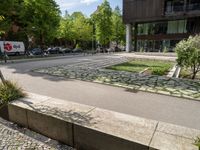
[33,57,200,101]
[0,118,74,150]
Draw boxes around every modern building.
[123,0,200,52]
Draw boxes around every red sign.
[4,43,13,51]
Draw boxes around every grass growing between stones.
[106,59,174,76]
[0,81,26,108]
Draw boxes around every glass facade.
[137,40,180,52]
[164,0,200,14]
[138,20,187,35]
[165,0,185,14]
[187,0,200,11]
[136,19,199,52]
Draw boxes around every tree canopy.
[175,35,200,79]
[92,0,113,47]
[0,0,125,49]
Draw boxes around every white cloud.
[80,0,99,5]
[55,0,99,10]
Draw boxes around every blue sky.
[55,0,122,17]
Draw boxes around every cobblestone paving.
[34,57,200,100]
[0,118,74,150]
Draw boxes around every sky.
[55,0,122,17]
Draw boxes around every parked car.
[48,47,60,54]
[72,48,83,53]
[30,48,43,55]
[60,48,72,53]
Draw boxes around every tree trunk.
[0,70,6,85]
[192,66,197,79]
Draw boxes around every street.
[0,53,200,130]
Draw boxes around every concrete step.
[7,93,200,150]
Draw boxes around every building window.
[138,24,149,35]
[167,20,187,34]
[137,39,180,52]
[165,0,185,14]
[138,20,187,35]
[187,0,200,11]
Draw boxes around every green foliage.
[163,47,168,53]
[111,6,125,45]
[57,12,93,45]
[194,137,200,149]
[175,35,200,79]
[0,0,125,49]
[0,81,26,106]
[107,59,173,76]
[92,0,113,46]
[152,68,168,76]
[22,0,61,45]
[75,43,81,49]
[0,0,21,36]
[0,0,60,45]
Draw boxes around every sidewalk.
[0,117,73,150]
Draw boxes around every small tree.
[175,35,200,79]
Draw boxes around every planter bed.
[106,59,174,76]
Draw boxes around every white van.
[0,41,25,55]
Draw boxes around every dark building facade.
[123,0,200,52]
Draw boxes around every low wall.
[7,93,200,150]
[135,52,177,57]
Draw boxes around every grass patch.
[0,81,26,107]
[106,59,174,76]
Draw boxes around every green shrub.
[0,81,25,106]
[194,137,200,149]
[152,68,166,76]
[175,35,200,79]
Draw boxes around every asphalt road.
[0,53,200,130]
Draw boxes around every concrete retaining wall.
[7,93,200,150]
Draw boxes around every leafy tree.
[175,35,200,79]
[71,12,92,43]
[111,6,125,46]
[22,0,60,48]
[0,0,23,38]
[92,0,112,47]
[57,12,92,48]
[57,17,74,42]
